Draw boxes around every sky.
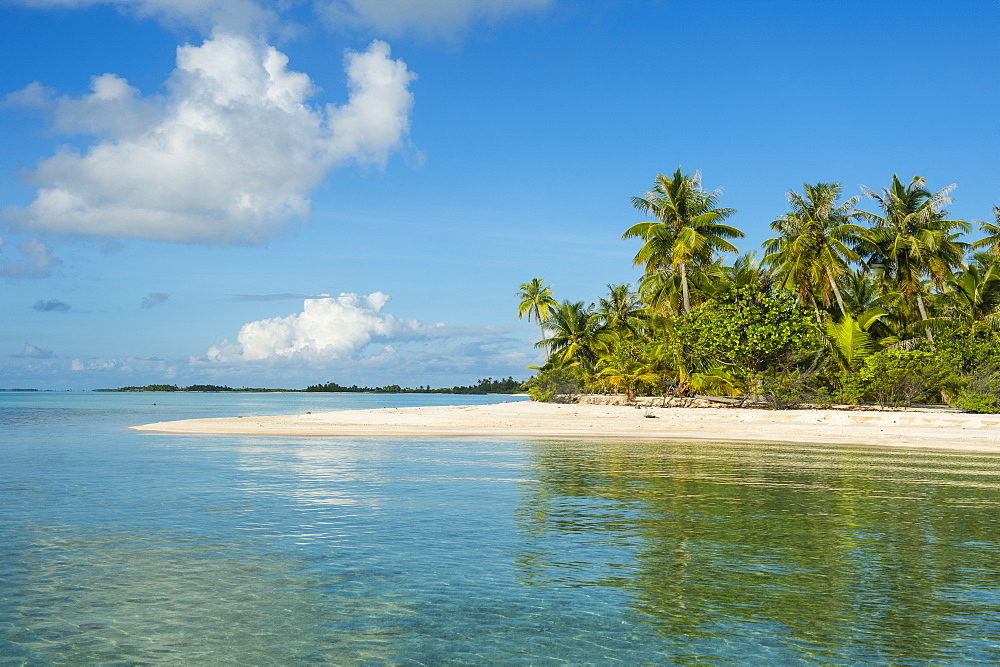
[1,0,998,390]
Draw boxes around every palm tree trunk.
[826,268,847,317]
[915,290,935,348]
[679,261,691,314]
[811,295,822,325]
[535,306,549,361]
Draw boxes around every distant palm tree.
[624,168,743,314]
[857,175,970,343]
[724,252,773,291]
[763,182,865,321]
[972,206,1000,260]
[516,278,557,360]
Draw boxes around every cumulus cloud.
[33,299,72,312]
[141,292,169,308]
[12,343,54,359]
[0,239,61,278]
[318,0,552,37]
[205,291,446,362]
[3,36,415,244]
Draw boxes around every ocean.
[2,391,999,663]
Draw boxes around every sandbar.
[132,401,1000,452]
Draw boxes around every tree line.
[517,170,1000,412]
[97,378,525,394]
[95,384,278,392]
[305,377,523,394]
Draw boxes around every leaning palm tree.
[516,278,557,360]
[624,168,743,314]
[762,182,865,321]
[857,175,970,343]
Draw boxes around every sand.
[131,400,1000,452]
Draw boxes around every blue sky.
[1,0,998,390]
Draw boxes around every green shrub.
[954,392,1000,414]
[524,366,587,402]
[840,349,950,407]
[672,284,819,388]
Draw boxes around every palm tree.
[857,175,970,343]
[937,261,1000,332]
[724,252,773,291]
[972,206,1000,260]
[596,283,644,335]
[596,332,661,401]
[540,300,606,370]
[516,278,557,359]
[824,309,889,373]
[624,168,743,314]
[762,182,865,321]
[635,259,732,315]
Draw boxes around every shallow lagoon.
[2,392,999,663]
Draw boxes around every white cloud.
[8,0,277,34]
[317,0,552,37]
[188,291,534,386]
[3,36,415,244]
[50,74,161,139]
[0,239,61,278]
[205,291,445,362]
[12,343,54,359]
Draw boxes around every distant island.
[95,377,524,395]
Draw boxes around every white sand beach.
[132,401,1000,452]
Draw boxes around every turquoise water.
[2,392,1000,663]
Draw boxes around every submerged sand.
[132,401,1000,452]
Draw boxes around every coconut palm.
[596,333,662,401]
[763,182,865,321]
[937,261,1000,332]
[972,206,1000,260]
[824,309,889,373]
[596,283,644,335]
[634,262,722,314]
[857,175,971,343]
[539,300,606,370]
[516,278,557,359]
[624,168,743,314]
[724,252,773,291]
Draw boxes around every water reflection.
[515,439,1000,662]
[3,526,414,664]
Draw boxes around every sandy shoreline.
[131,401,1000,452]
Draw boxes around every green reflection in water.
[514,440,1000,662]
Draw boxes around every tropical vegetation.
[519,169,1000,412]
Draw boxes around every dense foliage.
[518,171,1000,412]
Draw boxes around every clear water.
[2,392,999,663]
